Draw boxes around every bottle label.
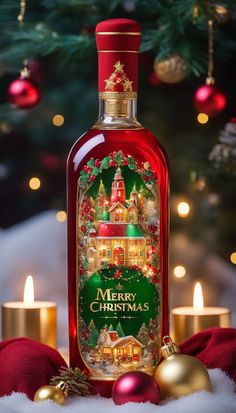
[77,151,161,380]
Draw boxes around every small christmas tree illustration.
[104,61,133,92]
[137,322,149,346]
[108,323,114,331]
[116,321,125,337]
[87,319,99,349]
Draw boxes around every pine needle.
[50,366,91,397]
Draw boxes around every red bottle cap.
[96,19,141,97]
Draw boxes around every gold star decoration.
[104,61,133,91]
[114,61,124,73]
[104,78,115,90]
[123,79,133,91]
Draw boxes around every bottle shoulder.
[67,127,168,173]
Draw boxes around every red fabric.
[1,328,235,401]
[95,19,141,92]
[180,327,236,383]
[0,338,67,400]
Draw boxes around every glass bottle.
[67,18,169,396]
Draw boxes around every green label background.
[86,166,153,200]
[79,266,159,336]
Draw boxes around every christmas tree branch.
[1,0,236,76]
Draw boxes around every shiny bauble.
[154,54,186,84]
[154,336,211,399]
[112,371,160,405]
[34,383,66,405]
[8,77,41,109]
[149,71,161,86]
[194,84,226,116]
[215,4,231,24]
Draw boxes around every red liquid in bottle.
[67,19,169,397]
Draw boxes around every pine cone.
[50,366,91,397]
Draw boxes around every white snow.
[0,369,235,413]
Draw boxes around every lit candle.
[172,281,231,343]
[1,275,57,348]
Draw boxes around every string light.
[197,113,209,124]
[56,210,67,222]
[18,0,26,23]
[230,252,236,265]
[207,19,214,84]
[29,177,41,190]
[177,201,190,218]
[52,114,64,127]
[173,265,186,278]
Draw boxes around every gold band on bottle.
[96,31,141,35]
[99,91,137,99]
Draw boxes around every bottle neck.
[93,97,142,129]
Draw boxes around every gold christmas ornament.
[153,54,186,84]
[154,336,211,399]
[215,4,231,24]
[34,381,69,405]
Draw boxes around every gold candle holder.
[172,306,231,343]
[172,282,231,343]
[1,275,57,348]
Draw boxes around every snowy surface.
[0,369,235,413]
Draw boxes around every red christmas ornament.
[27,59,43,83]
[112,371,160,405]
[149,71,161,86]
[40,151,63,170]
[194,84,226,116]
[8,74,41,109]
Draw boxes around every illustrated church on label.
[87,167,151,271]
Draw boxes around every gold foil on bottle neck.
[99,91,137,99]
[106,99,128,117]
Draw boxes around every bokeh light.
[177,201,190,217]
[29,177,41,190]
[230,252,236,264]
[52,114,64,127]
[197,113,209,124]
[56,210,67,222]
[173,265,186,278]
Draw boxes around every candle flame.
[193,281,204,311]
[23,275,35,305]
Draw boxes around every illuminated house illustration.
[87,167,151,271]
[97,328,145,363]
